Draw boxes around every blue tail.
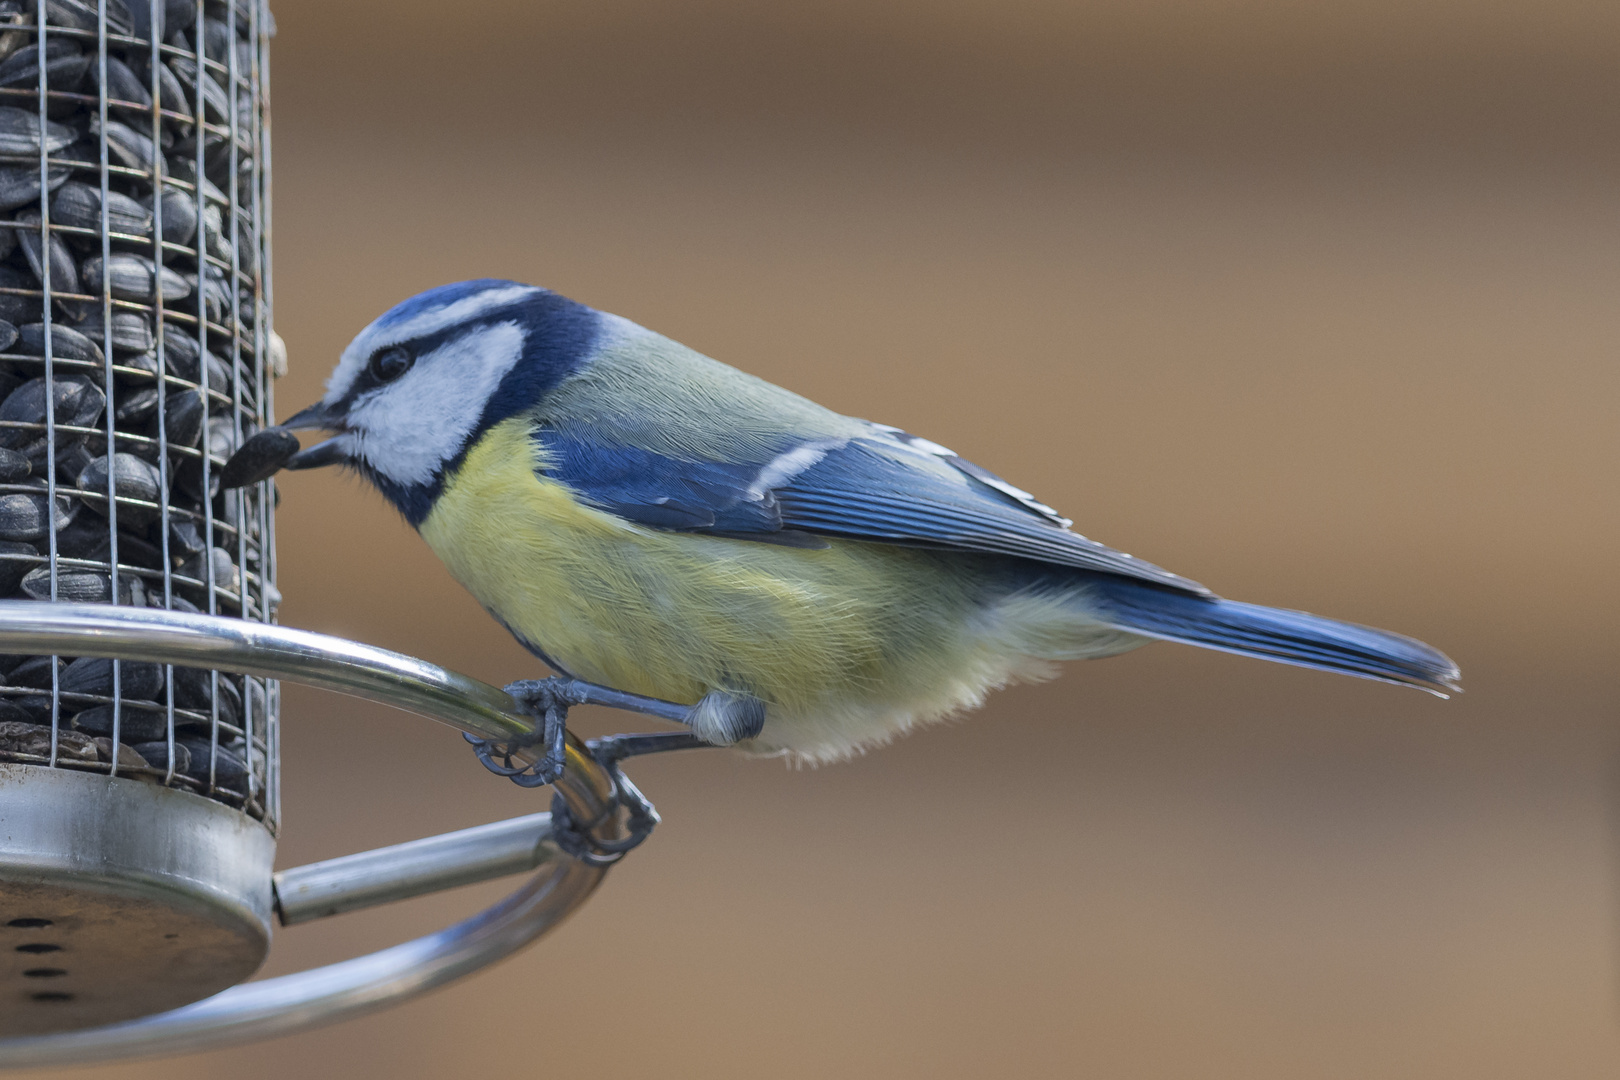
[1082,578,1461,695]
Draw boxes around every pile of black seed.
[0,0,277,819]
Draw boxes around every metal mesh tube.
[0,0,278,830]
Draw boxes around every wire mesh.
[0,0,278,830]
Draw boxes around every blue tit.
[281,279,1459,764]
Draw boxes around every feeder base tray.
[0,764,275,1035]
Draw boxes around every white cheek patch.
[326,284,541,404]
[346,321,527,488]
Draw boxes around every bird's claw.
[461,677,578,788]
[464,678,689,865]
[547,763,660,867]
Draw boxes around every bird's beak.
[279,401,355,471]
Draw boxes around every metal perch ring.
[0,602,619,1068]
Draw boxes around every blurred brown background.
[48,0,1620,1076]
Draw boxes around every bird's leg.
[587,730,710,762]
[509,677,766,748]
[466,677,768,864]
[513,676,693,725]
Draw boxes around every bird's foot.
[462,677,584,788]
[546,759,661,867]
[464,678,768,864]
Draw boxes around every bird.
[279,278,1459,768]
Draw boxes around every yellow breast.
[417,418,989,713]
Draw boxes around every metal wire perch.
[0,601,633,1067]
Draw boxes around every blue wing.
[538,434,781,532]
[534,422,1210,595]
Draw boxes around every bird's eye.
[368,346,414,383]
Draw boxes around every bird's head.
[281,279,598,523]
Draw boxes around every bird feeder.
[0,4,623,1064]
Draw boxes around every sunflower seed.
[114,349,159,382]
[61,656,162,698]
[93,737,148,769]
[159,321,200,377]
[91,54,153,113]
[199,201,234,263]
[0,105,75,156]
[178,413,235,481]
[139,186,196,244]
[0,375,105,470]
[114,386,159,426]
[73,308,153,354]
[16,323,104,365]
[166,517,204,557]
[46,0,134,35]
[6,693,53,724]
[208,0,255,35]
[53,513,163,569]
[178,545,235,593]
[165,155,226,204]
[76,451,161,525]
[87,117,159,172]
[164,387,203,446]
[126,51,190,123]
[51,181,153,237]
[0,37,90,91]
[182,266,227,322]
[14,212,81,296]
[166,56,229,125]
[0,375,106,439]
[7,655,62,689]
[82,253,191,303]
[23,565,143,606]
[55,136,98,166]
[178,736,244,782]
[170,668,242,729]
[220,425,295,488]
[0,721,96,761]
[0,489,72,540]
[75,705,169,743]
[205,414,236,459]
[0,162,68,213]
[133,739,189,773]
[200,17,233,64]
[123,0,197,40]
[125,532,166,571]
[52,513,102,558]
